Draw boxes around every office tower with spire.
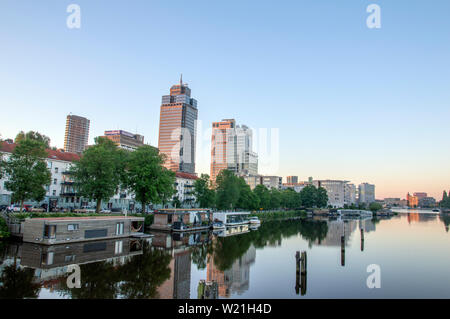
[158,76,198,173]
[64,114,90,154]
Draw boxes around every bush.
[0,218,10,239]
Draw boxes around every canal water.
[0,213,449,299]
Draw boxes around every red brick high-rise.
[158,76,198,174]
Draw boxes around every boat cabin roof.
[27,216,144,222]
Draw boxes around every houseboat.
[150,209,212,232]
[21,216,145,245]
[248,216,261,226]
[337,209,373,218]
[212,212,250,226]
[211,220,226,230]
[216,224,250,237]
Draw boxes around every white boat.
[248,216,261,225]
[212,221,226,230]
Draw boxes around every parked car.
[100,209,111,214]
[31,206,45,212]
[6,204,26,213]
[0,204,8,212]
[74,206,96,213]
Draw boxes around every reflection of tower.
[207,245,256,297]
[173,250,191,299]
[157,249,191,299]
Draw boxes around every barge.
[212,212,250,226]
[150,209,212,232]
[21,216,145,245]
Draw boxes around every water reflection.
[1,213,449,299]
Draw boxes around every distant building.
[384,198,407,207]
[64,114,90,154]
[344,183,357,206]
[413,192,428,201]
[103,130,144,151]
[358,183,375,205]
[286,176,298,184]
[210,119,258,184]
[242,175,261,190]
[158,76,198,174]
[407,193,419,208]
[281,182,306,193]
[419,197,436,208]
[173,172,198,208]
[313,180,349,208]
[260,176,282,190]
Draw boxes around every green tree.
[215,170,240,210]
[118,241,172,298]
[15,131,50,148]
[269,188,282,210]
[3,138,51,212]
[369,202,383,212]
[299,185,317,208]
[237,178,259,210]
[281,188,301,209]
[0,265,40,299]
[70,137,125,213]
[171,196,181,208]
[125,145,175,213]
[193,174,216,208]
[316,187,328,208]
[253,184,270,210]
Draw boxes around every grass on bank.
[250,210,307,220]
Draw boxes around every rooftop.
[28,216,144,221]
[0,141,80,162]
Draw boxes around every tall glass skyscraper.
[158,76,198,174]
[210,119,258,184]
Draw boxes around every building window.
[44,225,56,239]
[52,190,56,196]
[115,240,123,254]
[55,167,58,173]
[64,255,76,262]
[42,251,54,266]
[116,222,124,235]
[67,224,79,231]
[54,179,57,185]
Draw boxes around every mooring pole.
[300,251,307,295]
[360,228,365,251]
[295,251,300,294]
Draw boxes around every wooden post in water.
[300,251,307,296]
[360,228,365,252]
[295,251,300,294]
[295,251,307,295]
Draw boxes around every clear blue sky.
[1,0,449,199]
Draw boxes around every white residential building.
[344,183,357,206]
[173,172,198,208]
[313,180,349,208]
[261,176,283,190]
